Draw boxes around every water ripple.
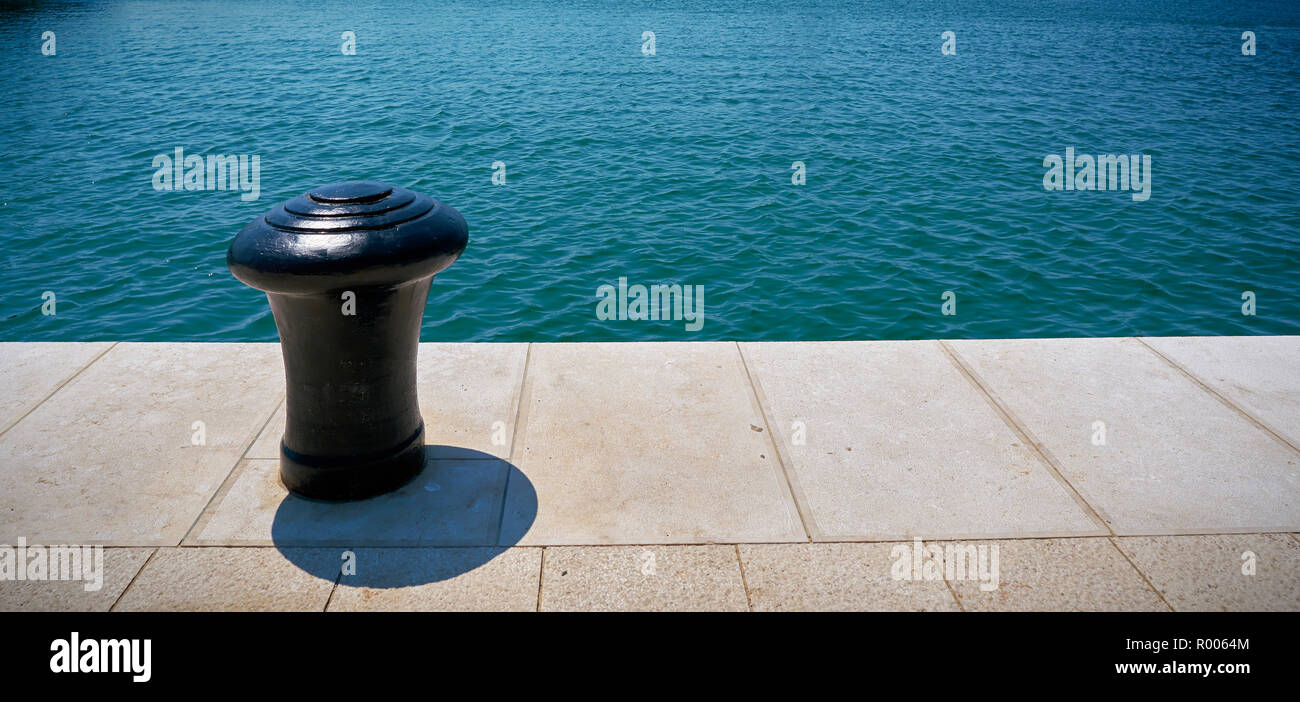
[1,0,1297,342]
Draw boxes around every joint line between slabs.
[323,565,343,612]
[1106,535,1175,612]
[734,544,754,612]
[108,546,158,613]
[495,343,532,546]
[940,572,966,612]
[505,343,533,466]
[0,341,118,439]
[937,340,1115,536]
[179,394,286,546]
[735,342,818,542]
[535,547,546,612]
[1136,337,1300,457]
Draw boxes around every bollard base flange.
[278,423,426,501]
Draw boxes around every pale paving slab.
[741,341,1103,540]
[949,538,1167,611]
[0,342,112,434]
[540,545,748,611]
[244,400,285,460]
[501,342,804,545]
[191,458,509,546]
[1116,534,1300,611]
[948,338,1300,534]
[1141,336,1300,450]
[248,343,528,460]
[0,547,153,612]
[0,343,284,545]
[328,548,541,611]
[738,543,959,611]
[114,547,336,612]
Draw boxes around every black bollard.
[227,181,468,501]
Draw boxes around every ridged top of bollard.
[227,181,468,294]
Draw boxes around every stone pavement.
[0,338,1296,611]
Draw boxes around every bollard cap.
[227,181,468,294]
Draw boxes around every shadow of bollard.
[271,447,536,588]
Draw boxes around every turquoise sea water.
[2,0,1298,342]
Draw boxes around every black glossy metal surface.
[227,181,468,500]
